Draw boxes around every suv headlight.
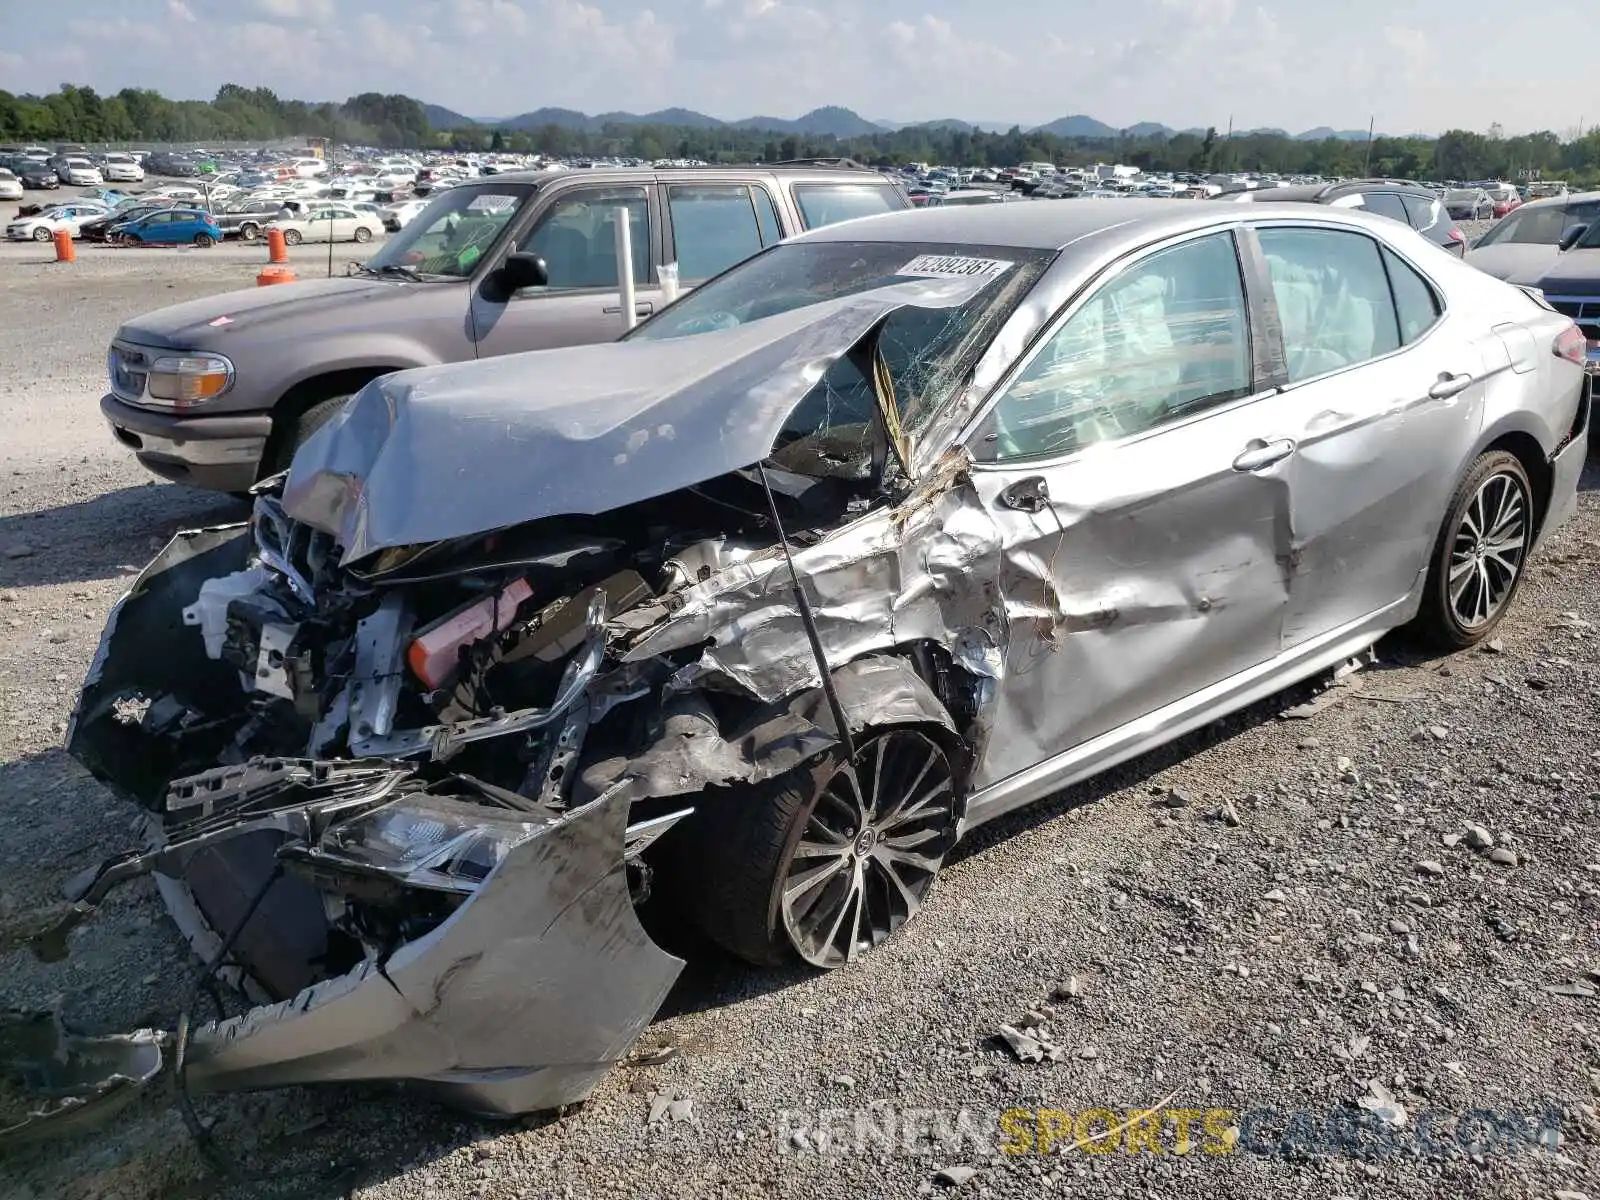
[146,352,234,406]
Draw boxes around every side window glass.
[979,232,1251,461]
[523,186,650,290]
[1362,192,1409,224]
[1257,227,1401,383]
[791,183,900,229]
[1382,248,1442,344]
[666,184,765,281]
[1399,194,1438,231]
[752,185,782,246]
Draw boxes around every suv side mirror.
[1559,224,1588,252]
[498,251,548,292]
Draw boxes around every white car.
[5,202,111,241]
[102,154,145,183]
[379,198,429,231]
[58,158,105,186]
[0,169,22,201]
[265,205,385,245]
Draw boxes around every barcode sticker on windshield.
[895,254,1013,279]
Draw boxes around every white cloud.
[167,0,196,21]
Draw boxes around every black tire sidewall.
[1417,450,1532,649]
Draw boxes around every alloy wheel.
[780,730,956,969]
[1448,470,1528,629]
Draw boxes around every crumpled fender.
[180,783,682,1115]
[578,654,960,805]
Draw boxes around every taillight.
[1554,323,1587,365]
[1446,227,1466,255]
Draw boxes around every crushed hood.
[1464,243,1563,285]
[282,277,987,564]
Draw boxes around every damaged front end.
[18,265,1018,1141]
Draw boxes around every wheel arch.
[1477,422,1554,537]
[258,365,408,477]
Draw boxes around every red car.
[1491,188,1523,219]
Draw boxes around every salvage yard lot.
[1,243,1599,1200]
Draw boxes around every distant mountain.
[1295,127,1375,141]
[424,100,1394,143]
[498,107,593,131]
[898,118,981,134]
[595,107,724,129]
[730,106,886,137]
[422,104,477,129]
[1030,114,1119,139]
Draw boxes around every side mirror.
[498,250,548,291]
[1559,224,1588,252]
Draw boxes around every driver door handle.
[1232,437,1296,472]
[1427,372,1473,400]
[604,301,654,316]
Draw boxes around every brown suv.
[100,166,910,492]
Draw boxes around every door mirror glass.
[1559,224,1588,252]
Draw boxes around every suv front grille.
[107,342,150,402]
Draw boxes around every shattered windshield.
[631,241,1054,477]
[362,185,531,278]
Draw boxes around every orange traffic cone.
[266,228,288,264]
[257,266,297,286]
[52,228,75,263]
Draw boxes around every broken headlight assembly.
[308,796,554,895]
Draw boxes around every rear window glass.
[790,183,902,230]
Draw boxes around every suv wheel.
[239,222,259,241]
[267,394,352,475]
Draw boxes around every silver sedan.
[37,199,1590,1134]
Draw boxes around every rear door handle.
[603,301,654,316]
[1232,437,1295,472]
[1428,372,1473,399]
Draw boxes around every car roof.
[795,197,1251,250]
[795,197,1417,253]
[1516,188,1600,210]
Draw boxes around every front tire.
[1413,450,1533,650]
[265,394,352,475]
[282,228,302,246]
[681,726,958,968]
[353,226,372,243]
[32,226,50,242]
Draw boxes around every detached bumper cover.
[183,784,683,1115]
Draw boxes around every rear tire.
[194,233,214,248]
[677,726,958,968]
[239,223,260,242]
[1412,450,1533,650]
[353,226,372,243]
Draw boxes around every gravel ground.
[2,217,1599,1200]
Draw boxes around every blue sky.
[0,0,1585,135]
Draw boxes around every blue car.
[109,208,223,247]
